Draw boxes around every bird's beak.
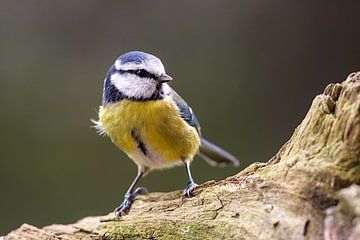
[157,74,173,83]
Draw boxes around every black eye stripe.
[118,69,157,79]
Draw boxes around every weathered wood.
[2,72,360,240]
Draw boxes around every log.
[2,72,360,240]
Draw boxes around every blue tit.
[92,51,239,217]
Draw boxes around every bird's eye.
[126,69,156,79]
[118,69,153,79]
[137,69,149,78]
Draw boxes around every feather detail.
[198,138,240,167]
[90,118,107,136]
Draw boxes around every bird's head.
[103,51,173,103]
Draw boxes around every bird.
[92,51,239,217]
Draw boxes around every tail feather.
[198,138,240,167]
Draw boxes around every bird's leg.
[182,160,198,198]
[114,167,148,217]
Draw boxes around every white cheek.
[110,73,156,99]
[162,83,171,96]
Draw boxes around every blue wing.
[169,87,201,136]
[169,87,239,167]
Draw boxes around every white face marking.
[111,55,169,99]
[161,83,171,96]
[110,72,157,99]
[114,57,166,77]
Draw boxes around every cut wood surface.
[2,72,360,240]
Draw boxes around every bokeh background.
[1,0,359,234]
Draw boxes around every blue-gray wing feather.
[169,88,201,136]
[169,86,240,167]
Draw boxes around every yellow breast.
[98,98,200,168]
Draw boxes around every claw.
[114,198,132,217]
[114,187,149,217]
[182,181,198,198]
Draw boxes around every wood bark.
[2,72,360,240]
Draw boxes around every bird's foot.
[114,187,148,217]
[182,181,198,198]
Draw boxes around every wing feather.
[169,88,201,135]
[169,86,240,167]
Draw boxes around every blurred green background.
[0,0,359,234]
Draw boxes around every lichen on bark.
[2,72,360,240]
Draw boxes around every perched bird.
[93,51,239,217]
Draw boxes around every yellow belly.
[98,98,200,169]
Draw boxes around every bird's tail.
[198,137,240,167]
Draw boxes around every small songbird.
[92,51,239,217]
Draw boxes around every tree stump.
[2,72,360,240]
